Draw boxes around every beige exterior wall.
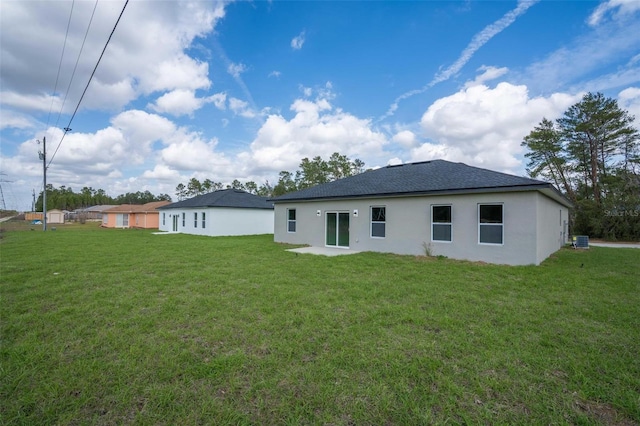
[102,211,161,229]
[275,190,566,265]
[535,192,569,264]
[131,212,160,229]
[102,212,127,228]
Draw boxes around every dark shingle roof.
[272,160,568,204]
[158,189,273,210]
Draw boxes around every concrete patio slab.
[287,246,361,256]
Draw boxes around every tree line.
[521,92,640,240]
[174,152,365,200]
[34,153,364,212]
[35,185,171,212]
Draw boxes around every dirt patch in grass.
[574,399,636,426]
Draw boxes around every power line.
[53,0,99,130]
[48,0,129,167]
[45,0,75,129]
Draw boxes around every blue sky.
[1,0,639,211]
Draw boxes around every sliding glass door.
[326,212,349,248]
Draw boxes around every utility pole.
[0,173,13,211]
[38,137,47,231]
[0,184,5,210]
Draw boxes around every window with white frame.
[202,212,206,228]
[194,212,198,228]
[432,205,452,242]
[371,206,386,238]
[162,212,165,226]
[479,204,503,244]
[182,212,185,227]
[287,209,296,232]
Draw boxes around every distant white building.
[46,209,65,224]
[157,189,274,236]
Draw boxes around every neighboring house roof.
[271,160,572,207]
[158,189,274,210]
[80,205,117,213]
[104,201,171,213]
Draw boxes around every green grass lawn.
[1,222,639,425]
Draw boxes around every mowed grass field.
[1,222,639,425]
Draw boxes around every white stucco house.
[157,189,274,236]
[271,160,572,265]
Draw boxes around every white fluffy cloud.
[33,110,176,177]
[143,55,211,94]
[227,62,248,78]
[142,164,182,180]
[291,31,306,50]
[464,66,509,89]
[0,107,236,209]
[524,6,640,94]
[247,97,388,172]
[417,82,580,171]
[149,90,228,116]
[210,93,228,110]
[0,1,224,115]
[0,110,40,130]
[111,110,176,148]
[392,130,417,148]
[150,90,204,116]
[229,97,256,118]
[618,86,640,126]
[0,92,62,114]
[588,0,640,26]
[160,137,232,173]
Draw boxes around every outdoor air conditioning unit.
[572,235,589,249]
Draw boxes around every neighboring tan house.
[102,201,171,229]
[157,189,274,236]
[46,209,65,224]
[271,160,572,266]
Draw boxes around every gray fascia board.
[271,184,566,204]
[158,204,273,210]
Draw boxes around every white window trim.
[202,212,206,229]
[431,204,452,243]
[370,206,386,239]
[478,203,504,245]
[194,212,198,228]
